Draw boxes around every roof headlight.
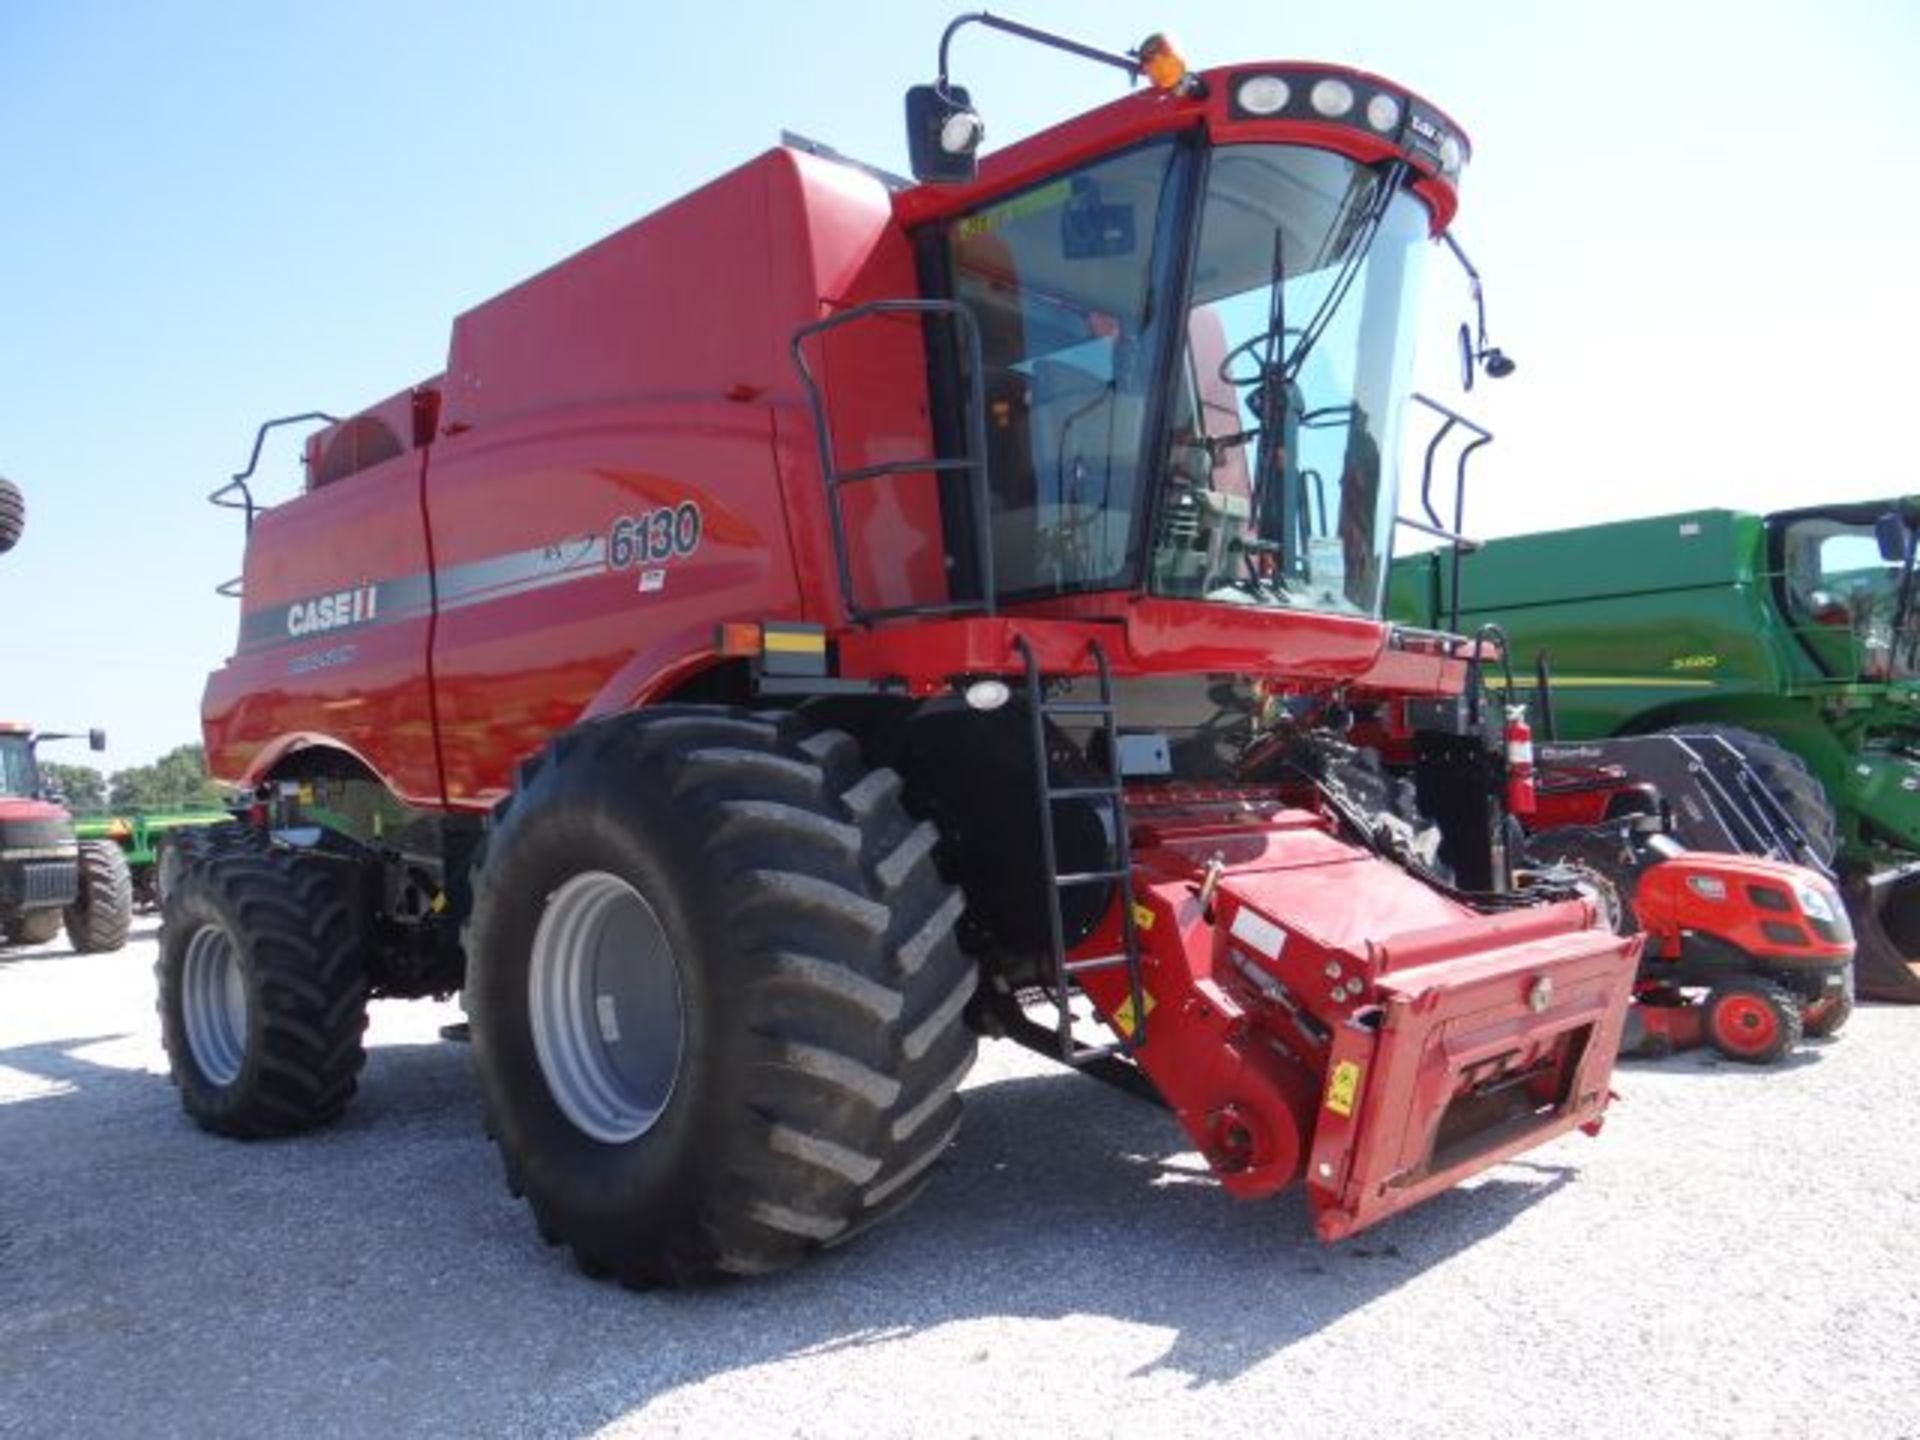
[1438,132,1465,173]
[1310,77,1355,118]
[1365,93,1402,133]
[1236,75,1291,115]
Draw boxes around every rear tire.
[1704,975,1802,1064]
[156,849,369,1136]
[1658,724,1837,865]
[155,821,255,908]
[0,476,22,554]
[1801,981,1853,1038]
[64,841,133,953]
[3,909,64,946]
[465,707,977,1286]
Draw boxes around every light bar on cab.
[1228,67,1469,181]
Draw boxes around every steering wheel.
[1217,328,1308,387]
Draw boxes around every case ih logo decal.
[286,583,380,638]
[608,502,702,572]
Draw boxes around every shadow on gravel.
[0,1031,1584,1432]
[0,918,161,969]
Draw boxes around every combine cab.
[168,18,1638,1284]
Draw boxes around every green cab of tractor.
[1389,496,1920,1002]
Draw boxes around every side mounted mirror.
[1875,512,1910,564]
[905,84,982,185]
[89,728,107,752]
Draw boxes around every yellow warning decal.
[1325,1060,1361,1117]
[1112,989,1157,1038]
[1131,901,1155,932]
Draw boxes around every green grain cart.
[1388,497,1920,1001]
[73,811,232,910]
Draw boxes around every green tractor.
[1389,497,1920,1001]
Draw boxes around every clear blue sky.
[4,0,1916,770]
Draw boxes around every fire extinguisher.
[1504,705,1536,816]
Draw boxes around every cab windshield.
[946,141,1430,613]
[0,735,38,799]
[1155,146,1429,615]
[1779,513,1918,679]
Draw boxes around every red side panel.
[202,448,440,804]
[422,149,915,807]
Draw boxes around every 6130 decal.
[609,502,702,570]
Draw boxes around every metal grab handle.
[1408,392,1493,635]
[209,411,339,532]
[790,299,994,621]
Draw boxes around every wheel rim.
[528,871,685,1144]
[1712,993,1779,1055]
[181,923,249,1086]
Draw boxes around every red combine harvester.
[168,18,1639,1284]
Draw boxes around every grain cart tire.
[1657,724,1837,865]
[1845,869,1920,1003]
[464,708,976,1287]
[64,841,133,953]
[1703,976,1802,1064]
[0,476,22,554]
[156,849,369,1136]
[4,910,64,946]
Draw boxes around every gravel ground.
[2,920,1917,1439]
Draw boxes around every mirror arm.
[938,12,1141,91]
[1440,231,1489,358]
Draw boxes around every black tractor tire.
[156,848,369,1136]
[3,909,65,946]
[64,841,134,953]
[1657,724,1838,866]
[0,476,21,554]
[1845,870,1920,1004]
[1801,981,1854,1039]
[1703,975,1803,1065]
[465,707,977,1287]
[154,820,256,908]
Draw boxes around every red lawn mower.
[1524,739,1853,1064]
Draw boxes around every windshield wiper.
[1281,160,1410,384]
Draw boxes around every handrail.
[209,411,339,533]
[1407,392,1494,635]
[790,300,994,623]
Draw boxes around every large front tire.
[466,708,976,1287]
[156,849,370,1136]
[65,840,133,953]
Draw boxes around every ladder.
[1014,635,1147,1064]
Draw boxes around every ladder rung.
[1064,952,1131,976]
[1041,701,1116,717]
[1048,785,1120,802]
[1068,1039,1135,1064]
[1055,867,1130,887]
